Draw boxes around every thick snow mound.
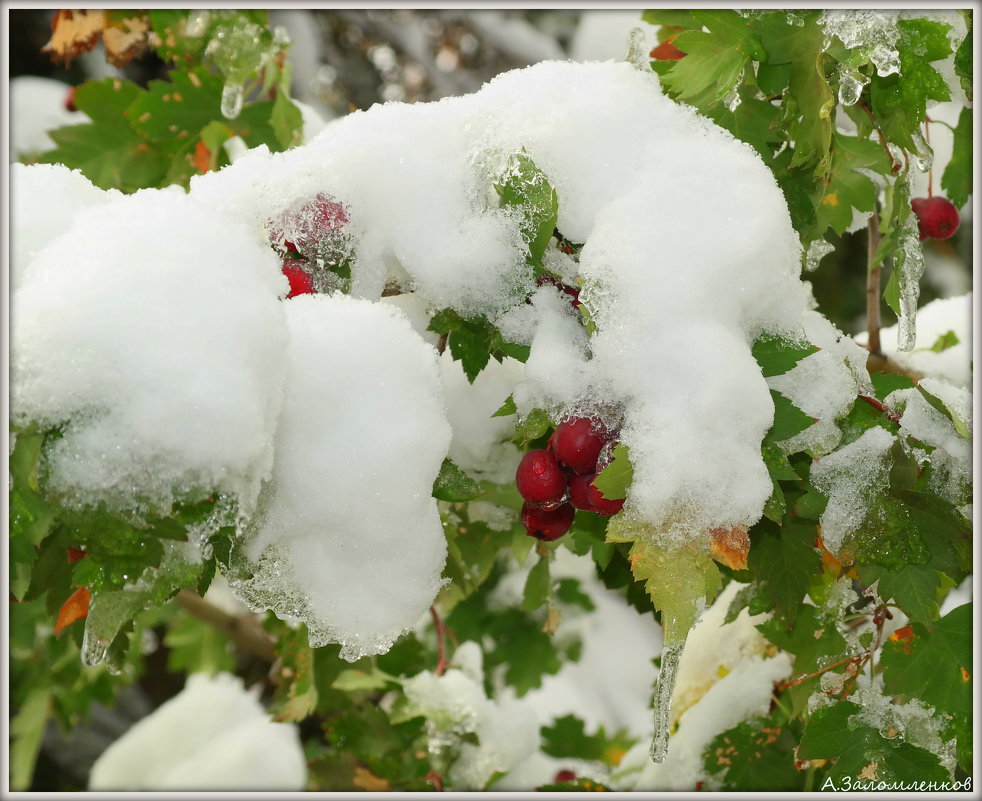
[89,672,306,790]
[229,294,451,660]
[10,188,288,514]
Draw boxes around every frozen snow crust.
[12,59,827,658]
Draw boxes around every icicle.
[625,28,649,71]
[895,211,925,352]
[649,641,685,762]
[837,67,869,106]
[81,628,109,668]
[805,239,835,272]
[909,127,934,173]
[221,82,244,120]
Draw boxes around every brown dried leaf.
[42,9,106,67]
[352,766,390,792]
[102,14,150,67]
[709,525,749,571]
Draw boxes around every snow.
[856,292,973,388]
[809,426,897,556]
[10,188,289,516]
[228,294,451,660]
[88,672,306,790]
[8,76,87,161]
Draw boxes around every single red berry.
[270,193,348,258]
[65,86,77,112]
[568,472,596,512]
[911,196,960,241]
[282,263,315,298]
[549,417,609,474]
[553,770,577,783]
[587,477,625,517]
[521,501,575,541]
[516,449,568,503]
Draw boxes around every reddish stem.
[858,394,902,424]
[426,771,444,791]
[924,117,933,198]
[430,605,449,676]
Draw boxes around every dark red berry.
[553,770,577,783]
[270,193,348,258]
[521,501,574,541]
[587,477,625,516]
[549,417,609,474]
[282,263,315,298]
[911,196,960,241]
[536,274,581,308]
[65,86,77,112]
[516,449,568,503]
[568,472,596,511]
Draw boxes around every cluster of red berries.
[270,193,349,298]
[516,416,624,542]
[911,196,960,241]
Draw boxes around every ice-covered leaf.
[540,714,636,766]
[513,408,552,446]
[869,19,953,151]
[591,444,633,501]
[432,458,483,502]
[798,699,949,783]
[880,603,971,716]
[915,383,971,438]
[494,149,558,268]
[751,333,820,377]
[747,518,821,626]
[786,15,835,178]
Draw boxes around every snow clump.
[88,672,306,790]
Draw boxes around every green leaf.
[554,577,596,612]
[752,333,819,377]
[148,10,205,65]
[953,25,971,98]
[271,91,303,150]
[814,133,893,237]
[522,554,551,613]
[869,19,953,151]
[591,444,632,501]
[492,394,517,417]
[858,563,948,625]
[494,149,558,268]
[940,106,971,209]
[703,712,801,790]
[659,11,754,103]
[513,408,552,446]
[332,667,400,692]
[880,603,971,716]
[127,67,224,144]
[432,458,483,502]
[766,390,817,443]
[926,329,960,353]
[785,16,834,177]
[164,611,235,675]
[9,686,53,791]
[540,714,636,766]
[747,518,821,626]
[915,382,971,439]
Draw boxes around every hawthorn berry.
[553,770,577,783]
[282,263,315,298]
[586,475,625,516]
[536,274,581,308]
[521,501,575,541]
[515,449,568,503]
[271,193,348,258]
[549,416,609,474]
[911,196,960,241]
[568,472,596,511]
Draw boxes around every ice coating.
[89,672,306,790]
[229,295,451,660]
[820,10,901,77]
[10,189,288,514]
[809,426,897,555]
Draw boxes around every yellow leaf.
[42,10,106,67]
[709,525,749,570]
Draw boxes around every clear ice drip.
[649,641,685,763]
[896,211,925,352]
[820,11,901,78]
[624,28,649,71]
[221,82,244,120]
[837,68,869,106]
[81,628,109,668]
[805,239,835,272]
[909,127,934,172]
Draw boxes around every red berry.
[568,472,596,511]
[549,417,609,474]
[536,274,581,308]
[270,193,348,258]
[65,86,77,112]
[911,196,960,241]
[587,477,625,517]
[521,501,574,541]
[553,770,577,783]
[282,263,315,298]
[516,449,568,503]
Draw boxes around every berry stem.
[430,604,450,676]
[865,213,883,357]
[858,394,902,424]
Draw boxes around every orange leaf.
[42,10,107,67]
[193,140,213,173]
[709,525,749,570]
[55,586,91,634]
[67,547,87,563]
[352,766,390,792]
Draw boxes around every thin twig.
[858,394,902,424]
[175,589,276,662]
[430,605,449,676]
[866,213,883,356]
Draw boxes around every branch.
[865,213,882,355]
[175,589,276,662]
